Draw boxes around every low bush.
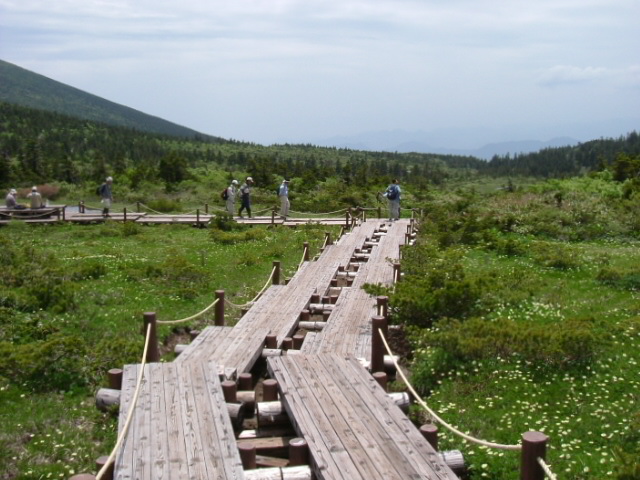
[422,316,604,369]
[597,266,640,290]
[145,197,183,213]
[210,227,267,244]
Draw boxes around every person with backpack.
[384,179,401,221]
[98,176,113,217]
[222,179,239,215]
[238,177,253,218]
[278,179,290,219]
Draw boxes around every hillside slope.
[0,59,218,140]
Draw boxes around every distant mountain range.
[0,59,218,140]
[310,130,581,160]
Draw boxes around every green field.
[0,221,333,479]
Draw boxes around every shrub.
[0,333,90,391]
[121,221,140,237]
[210,227,267,244]
[146,197,182,213]
[597,266,640,290]
[71,260,107,280]
[211,212,237,231]
[425,316,603,369]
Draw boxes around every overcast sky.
[1,0,639,148]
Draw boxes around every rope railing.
[1,210,64,220]
[537,457,558,480]
[378,329,522,451]
[288,208,349,217]
[156,298,220,325]
[225,266,277,309]
[297,246,309,271]
[95,322,153,480]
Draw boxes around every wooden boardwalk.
[108,218,458,480]
[115,361,244,479]
[268,354,457,480]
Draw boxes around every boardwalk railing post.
[136,201,140,213]
[215,290,225,326]
[289,438,309,466]
[123,207,127,223]
[378,206,382,218]
[272,261,281,285]
[370,315,388,373]
[143,312,160,363]
[271,208,276,225]
[205,202,209,214]
[345,208,351,229]
[377,295,389,319]
[393,263,402,283]
[521,431,548,480]
[420,424,439,451]
[96,455,114,480]
[196,208,200,227]
[303,242,310,261]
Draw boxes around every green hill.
[0,59,219,140]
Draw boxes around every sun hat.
[32,186,38,191]
[106,176,113,182]
[246,177,253,182]
[10,189,17,195]
[232,180,239,185]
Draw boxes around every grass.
[400,182,640,479]
[0,220,335,478]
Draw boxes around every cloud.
[537,65,611,86]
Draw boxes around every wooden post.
[282,337,293,350]
[378,206,382,218]
[289,438,309,466]
[136,201,140,213]
[142,312,160,363]
[521,431,548,480]
[239,443,257,469]
[273,261,281,285]
[325,231,331,247]
[123,207,127,223]
[205,203,209,214]
[271,208,276,225]
[292,334,304,350]
[303,242,310,261]
[222,380,238,403]
[377,295,389,318]
[96,455,114,480]
[393,263,402,283]
[107,368,123,390]
[420,424,439,451]
[265,334,278,349]
[196,208,200,227]
[263,379,279,402]
[405,232,411,245]
[372,371,388,391]
[370,315,388,373]
[215,290,225,326]
[239,372,253,391]
[300,310,310,322]
[345,209,350,228]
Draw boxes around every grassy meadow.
[0,220,334,479]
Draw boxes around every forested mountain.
[0,101,482,189]
[482,131,640,177]
[0,59,218,140]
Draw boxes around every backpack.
[387,185,398,200]
[96,184,103,196]
[221,188,229,200]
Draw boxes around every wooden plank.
[162,363,189,478]
[115,364,138,479]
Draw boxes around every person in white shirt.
[27,186,43,208]
[225,180,239,215]
[278,179,290,219]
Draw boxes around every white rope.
[288,208,348,216]
[96,323,153,480]
[156,298,219,325]
[378,330,522,451]
[537,458,558,480]
[224,266,278,309]
[298,246,309,271]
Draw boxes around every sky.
[1,0,639,149]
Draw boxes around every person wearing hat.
[5,188,25,209]
[238,176,254,218]
[278,179,290,219]
[99,176,114,217]
[384,178,401,221]
[225,179,239,216]
[27,186,43,209]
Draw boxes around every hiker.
[27,186,43,209]
[99,176,113,217]
[278,179,290,219]
[384,179,401,221]
[238,176,253,218]
[5,188,25,209]
[224,179,239,216]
